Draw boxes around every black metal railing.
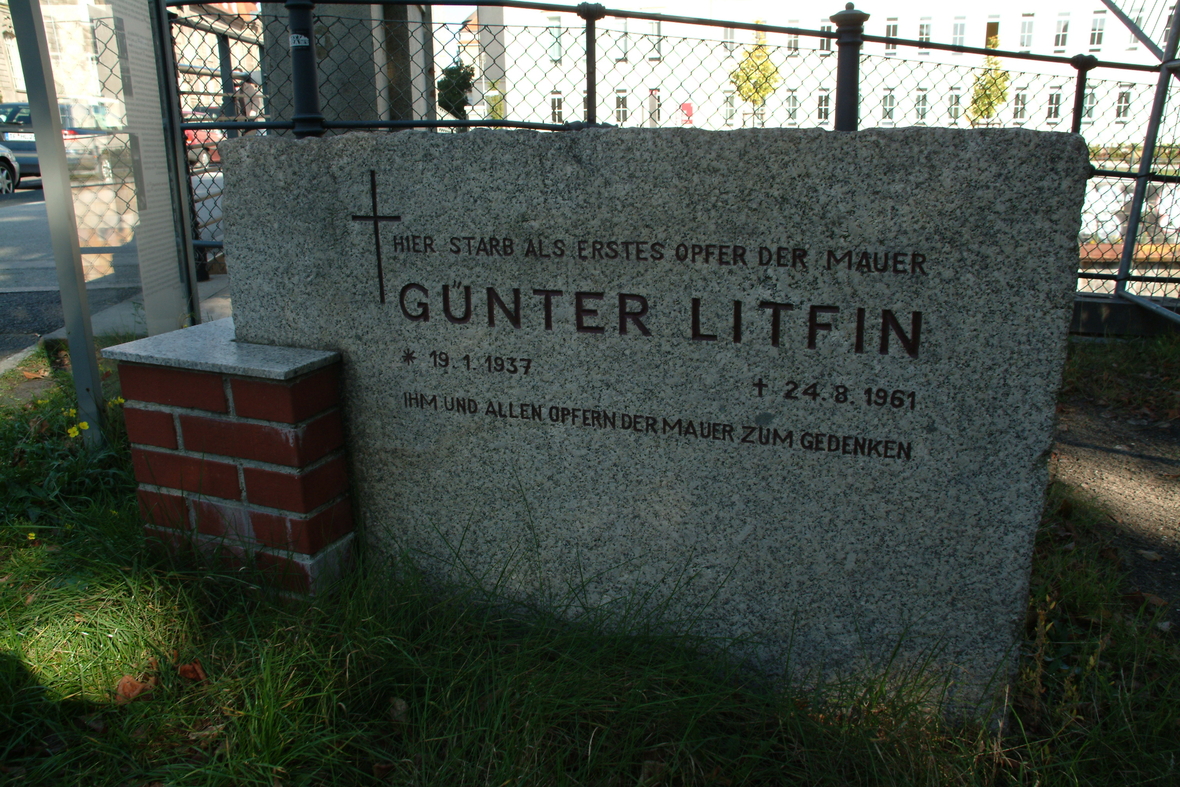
[160,0,1180,312]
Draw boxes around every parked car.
[0,100,129,181]
[182,106,225,169]
[0,142,20,193]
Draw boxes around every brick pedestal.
[104,319,354,593]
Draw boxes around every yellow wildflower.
[27,532,36,540]
[78,421,89,430]
[67,426,79,438]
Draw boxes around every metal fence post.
[831,3,869,132]
[286,0,325,138]
[1116,3,1180,304]
[1069,54,1098,135]
[578,3,605,125]
[217,33,239,138]
[9,0,106,445]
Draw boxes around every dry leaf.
[178,659,207,682]
[1158,621,1174,633]
[21,369,48,380]
[74,612,84,623]
[1138,550,1163,562]
[115,675,155,704]
[389,697,408,722]
[1144,593,1169,607]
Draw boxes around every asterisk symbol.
[402,348,416,364]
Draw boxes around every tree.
[437,61,475,121]
[966,36,1010,127]
[728,29,780,127]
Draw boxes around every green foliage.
[0,381,132,528]
[1061,333,1180,417]
[437,60,474,121]
[966,36,1010,127]
[729,43,781,114]
[2,351,1178,785]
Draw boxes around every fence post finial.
[1069,54,1099,134]
[577,4,607,125]
[830,3,870,132]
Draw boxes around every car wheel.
[0,162,15,194]
[197,148,212,169]
[100,155,114,183]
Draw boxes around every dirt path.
[1053,402,1180,626]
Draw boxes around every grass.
[0,339,1178,785]
[1060,333,1180,417]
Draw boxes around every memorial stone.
[221,128,1089,702]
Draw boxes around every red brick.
[179,410,343,467]
[250,498,354,554]
[230,365,340,423]
[132,448,241,500]
[192,499,254,542]
[124,407,178,449]
[255,551,311,593]
[137,489,188,530]
[243,455,348,513]
[119,363,227,412]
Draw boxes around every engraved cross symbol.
[351,169,401,304]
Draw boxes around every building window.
[751,104,766,127]
[1167,5,1175,45]
[885,20,898,52]
[723,26,735,52]
[786,92,798,121]
[819,24,832,52]
[1091,16,1105,47]
[1116,88,1131,119]
[1083,91,1095,119]
[948,92,962,120]
[1054,19,1069,49]
[985,20,999,47]
[882,92,895,121]
[817,92,830,121]
[915,91,928,122]
[1013,92,1027,120]
[551,93,563,123]
[1020,16,1034,49]
[647,88,660,126]
[787,22,799,52]
[723,91,736,125]
[1130,9,1143,46]
[952,21,965,47]
[618,19,630,61]
[615,90,628,123]
[919,21,931,45]
[548,17,562,63]
[1047,92,1062,120]
[649,20,662,60]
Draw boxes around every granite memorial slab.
[220,128,1089,703]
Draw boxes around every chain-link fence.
[165,2,1179,305]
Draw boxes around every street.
[0,180,142,359]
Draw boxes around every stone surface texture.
[103,317,338,379]
[220,128,1090,700]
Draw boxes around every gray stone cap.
[101,318,340,380]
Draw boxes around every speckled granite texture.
[102,317,338,379]
[221,129,1089,703]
